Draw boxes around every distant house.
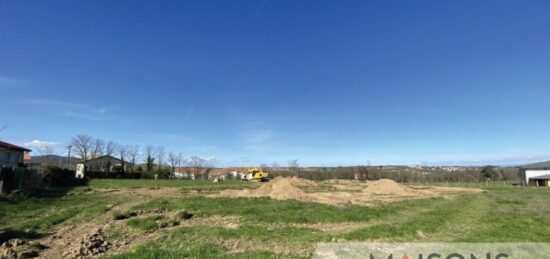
[28,155,79,169]
[76,155,125,178]
[518,161,550,187]
[0,140,32,168]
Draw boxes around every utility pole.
[67,145,72,169]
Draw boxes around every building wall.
[0,147,24,168]
[524,169,550,186]
[86,157,123,172]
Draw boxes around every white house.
[518,161,550,187]
[76,155,125,178]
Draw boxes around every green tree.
[481,166,502,181]
[146,155,155,173]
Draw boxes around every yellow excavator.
[241,167,271,182]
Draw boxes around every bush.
[85,171,142,179]
[39,165,86,188]
[267,166,515,183]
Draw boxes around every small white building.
[76,155,125,178]
[519,161,550,187]
[173,172,188,179]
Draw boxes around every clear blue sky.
[1,1,549,166]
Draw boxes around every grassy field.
[1,179,549,258]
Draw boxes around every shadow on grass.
[0,229,45,243]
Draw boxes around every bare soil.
[218,177,482,206]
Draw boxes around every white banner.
[314,243,550,259]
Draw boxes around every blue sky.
[1,0,549,166]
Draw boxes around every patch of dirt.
[88,187,184,197]
[0,239,47,259]
[217,177,482,206]
[363,179,417,195]
[62,228,110,258]
[23,207,196,258]
[38,223,107,259]
[287,177,317,188]
[220,177,309,201]
[177,215,242,229]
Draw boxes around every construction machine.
[241,167,271,182]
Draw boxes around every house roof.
[78,155,122,163]
[0,140,32,152]
[520,160,550,169]
[530,174,550,180]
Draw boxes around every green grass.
[87,179,252,190]
[127,215,165,231]
[111,225,323,258]
[1,180,550,258]
[128,196,451,224]
[0,188,128,242]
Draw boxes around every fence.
[1,166,86,195]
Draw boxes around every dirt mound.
[219,177,308,201]
[251,177,308,200]
[0,239,47,259]
[217,177,478,206]
[287,177,317,188]
[363,179,415,194]
[64,228,110,258]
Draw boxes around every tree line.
[69,134,211,178]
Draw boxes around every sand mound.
[219,177,308,201]
[251,177,308,200]
[363,179,415,194]
[288,176,317,188]
[217,177,476,206]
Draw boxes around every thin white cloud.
[0,75,24,88]
[224,156,251,167]
[24,98,120,121]
[244,130,272,146]
[25,98,90,109]
[255,0,269,15]
[183,106,195,123]
[205,156,223,165]
[24,140,59,149]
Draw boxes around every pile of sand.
[251,177,308,200]
[217,177,475,206]
[287,176,317,188]
[219,177,308,201]
[363,179,415,195]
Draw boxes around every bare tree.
[168,151,181,176]
[101,141,118,172]
[71,135,93,173]
[177,153,183,169]
[288,159,300,175]
[105,141,117,157]
[127,144,140,173]
[156,146,165,172]
[271,162,281,170]
[145,144,156,173]
[117,144,128,173]
[90,138,105,159]
[188,156,209,179]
